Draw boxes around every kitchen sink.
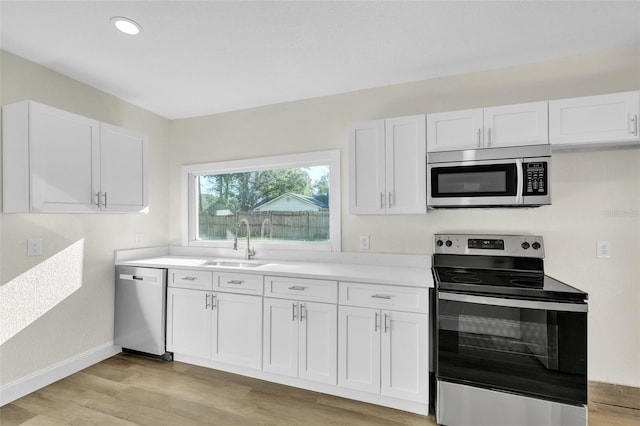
[203,260,267,268]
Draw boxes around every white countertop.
[116,255,433,288]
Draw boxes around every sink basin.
[203,260,267,268]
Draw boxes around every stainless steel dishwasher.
[114,266,172,360]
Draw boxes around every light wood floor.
[1,353,639,425]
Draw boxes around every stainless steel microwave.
[427,145,551,208]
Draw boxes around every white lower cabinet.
[214,292,263,369]
[166,287,212,359]
[165,269,429,415]
[338,305,429,403]
[263,297,337,385]
[167,286,263,369]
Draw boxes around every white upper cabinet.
[427,101,549,152]
[549,91,640,148]
[349,115,426,215]
[100,123,148,212]
[426,108,484,152]
[2,100,148,213]
[483,101,549,148]
[10,101,100,212]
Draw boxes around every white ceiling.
[1,1,639,119]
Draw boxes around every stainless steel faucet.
[234,218,256,260]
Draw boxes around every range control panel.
[434,234,544,258]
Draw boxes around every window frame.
[182,150,341,252]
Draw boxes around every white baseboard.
[0,342,121,407]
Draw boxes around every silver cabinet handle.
[374,311,379,332]
[95,192,101,207]
[288,286,306,291]
[384,312,390,333]
[388,192,392,207]
[300,303,305,322]
[211,294,217,309]
[632,114,639,136]
[227,280,244,285]
[371,294,392,300]
[487,128,492,147]
[182,276,197,281]
[380,192,384,209]
[205,293,211,309]
[477,128,482,147]
[103,192,108,208]
[292,302,298,321]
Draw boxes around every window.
[182,150,340,252]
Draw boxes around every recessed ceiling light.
[110,16,142,35]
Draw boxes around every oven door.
[428,158,522,207]
[437,292,587,405]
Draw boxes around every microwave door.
[428,159,522,207]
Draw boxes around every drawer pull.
[227,280,244,285]
[182,276,197,281]
[371,294,392,300]
[288,286,306,291]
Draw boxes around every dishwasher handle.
[119,273,159,283]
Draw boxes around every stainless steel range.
[433,234,588,426]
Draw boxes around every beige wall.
[1,44,638,390]
[169,45,640,387]
[0,51,171,384]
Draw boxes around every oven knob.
[521,242,530,250]
[436,240,444,247]
[445,240,453,247]
[532,242,541,250]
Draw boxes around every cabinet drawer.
[216,273,263,295]
[339,282,428,313]
[169,269,214,291]
[265,276,338,303]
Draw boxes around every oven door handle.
[439,292,588,313]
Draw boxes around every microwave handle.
[515,159,524,204]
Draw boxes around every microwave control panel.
[523,162,548,195]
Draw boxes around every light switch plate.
[28,239,43,256]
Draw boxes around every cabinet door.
[348,120,386,214]
[338,306,380,393]
[484,101,549,147]
[29,102,100,212]
[381,311,429,402]
[166,288,212,359]
[214,292,263,369]
[298,302,337,385]
[100,123,148,212]
[263,298,299,377]
[426,108,483,152]
[549,91,640,146]
[385,115,426,214]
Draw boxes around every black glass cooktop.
[433,254,588,302]
[436,267,544,288]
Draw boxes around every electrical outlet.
[27,239,43,256]
[135,232,144,246]
[359,235,370,250]
[597,240,611,258]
